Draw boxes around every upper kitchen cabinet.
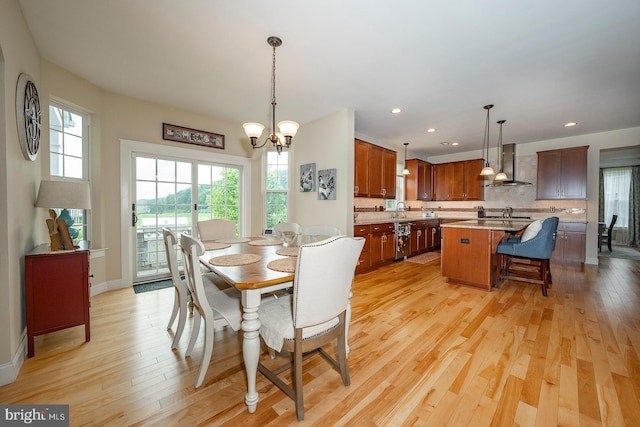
[354,139,396,199]
[433,159,484,201]
[405,159,433,201]
[354,139,369,197]
[536,146,588,200]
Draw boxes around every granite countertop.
[354,215,588,226]
[439,219,533,231]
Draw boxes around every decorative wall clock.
[16,73,42,161]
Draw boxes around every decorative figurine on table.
[46,209,75,251]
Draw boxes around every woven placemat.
[267,257,296,273]
[208,253,262,266]
[276,246,300,257]
[215,237,251,244]
[203,241,231,250]
[248,239,283,246]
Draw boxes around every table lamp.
[35,180,91,251]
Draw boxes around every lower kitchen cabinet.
[410,220,440,256]
[552,222,586,265]
[354,223,395,273]
[354,224,371,273]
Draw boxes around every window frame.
[264,149,290,230]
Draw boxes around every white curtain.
[603,167,631,244]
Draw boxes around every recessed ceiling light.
[564,122,577,127]
[391,108,402,114]
[427,128,437,133]
[451,142,459,146]
[440,142,449,146]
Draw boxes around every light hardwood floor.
[1,256,639,426]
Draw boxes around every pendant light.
[480,104,495,176]
[243,36,299,154]
[494,120,508,181]
[402,142,410,175]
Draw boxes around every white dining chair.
[274,222,302,246]
[257,236,365,420]
[301,225,341,244]
[180,233,243,388]
[163,228,235,350]
[197,218,236,241]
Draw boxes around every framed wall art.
[299,163,316,192]
[162,123,225,149]
[318,168,337,200]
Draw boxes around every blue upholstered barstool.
[497,217,559,297]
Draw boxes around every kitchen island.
[440,219,532,290]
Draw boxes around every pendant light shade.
[402,142,410,175]
[494,120,508,181]
[480,104,495,176]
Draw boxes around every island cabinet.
[440,220,530,291]
[433,159,484,201]
[354,139,397,199]
[537,146,588,200]
[552,222,586,265]
[354,223,395,273]
[405,159,433,201]
[25,241,91,357]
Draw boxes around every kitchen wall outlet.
[550,206,556,212]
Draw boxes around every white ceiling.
[18,0,640,159]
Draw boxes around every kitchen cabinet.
[25,241,91,357]
[354,139,369,197]
[354,139,397,199]
[405,159,433,201]
[433,159,484,201]
[552,222,586,265]
[409,219,440,256]
[354,223,395,272]
[537,146,588,200]
[354,224,371,273]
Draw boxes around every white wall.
[0,0,43,384]
[290,109,355,235]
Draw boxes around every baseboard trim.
[0,332,26,386]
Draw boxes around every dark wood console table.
[25,241,90,357]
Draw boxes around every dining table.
[198,236,297,414]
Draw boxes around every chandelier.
[243,36,299,154]
[480,104,495,176]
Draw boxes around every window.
[265,151,289,229]
[603,167,631,228]
[49,102,90,240]
[197,164,241,234]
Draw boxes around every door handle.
[132,212,138,227]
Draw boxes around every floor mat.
[133,279,173,294]
[405,251,441,264]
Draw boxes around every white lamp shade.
[277,120,299,137]
[243,122,265,139]
[494,172,508,181]
[35,180,92,209]
[402,168,410,175]
[480,166,495,176]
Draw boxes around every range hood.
[487,143,532,186]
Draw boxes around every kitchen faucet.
[396,201,407,219]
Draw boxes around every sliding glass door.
[133,155,241,283]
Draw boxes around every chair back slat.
[197,219,236,241]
